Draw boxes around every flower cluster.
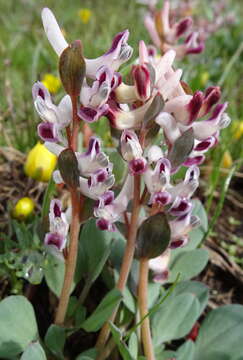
[142,0,204,59]
[33,8,230,282]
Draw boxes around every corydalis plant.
[33,7,230,360]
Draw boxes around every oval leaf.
[0,296,38,358]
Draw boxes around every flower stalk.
[95,174,141,355]
[54,95,81,326]
[138,258,155,360]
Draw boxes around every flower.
[41,73,61,94]
[222,150,233,169]
[41,8,133,78]
[143,0,204,59]
[32,82,72,144]
[24,142,57,182]
[233,121,243,140]
[44,199,69,256]
[12,197,35,220]
[78,8,92,24]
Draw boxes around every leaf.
[0,296,38,358]
[172,281,209,315]
[44,324,65,359]
[79,219,113,283]
[109,151,126,184]
[177,340,195,360]
[128,333,138,359]
[75,348,97,360]
[168,249,209,283]
[168,128,194,168]
[143,93,164,128]
[135,213,171,259]
[148,283,161,310]
[110,323,134,360]
[44,254,67,297]
[81,289,122,332]
[152,293,200,346]
[194,305,243,360]
[20,342,47,360]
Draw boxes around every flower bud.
[59,40,86,96]
[132,64,151,102]
[135,212,171,259]
[12,197,35,220]
[58,148,80,188]
[24,142,57,182]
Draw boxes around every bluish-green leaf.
[81,289,122,332]
[168,249,209,283]
[44,324,65,359]
[0,296,38,358]
[152,293,200,346]
[20,342,47,360]
[194,305,243,360]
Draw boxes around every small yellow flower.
[12,197,35,220]
[222,150,233,169]
[200,71,209,87]
[78,8,92,24]
[24,142,57,182]
[233,121,243,140]
[41,73,61,94]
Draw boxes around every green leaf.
[0,296,38,359]
[135,213,171,259]
[44,324,65,359]
[109,151,126,184]
[194,305,243,360]
[76,348,97,360]
[171,281,209,315]
[168,249,209,283]
[41,177,55,221]
[128,333,138,359]
[20,342,47,360]
[152,293,200,346]
[44,254,66,297]
[110,323,134,360]
[81,289,122,332]
[79,219,113,283]
[168,128,194,168]
[177,340,195,360]
[148,283,161,310]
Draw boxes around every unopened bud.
[59,40,86,96]
[58,148,80,188]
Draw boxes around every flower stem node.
[59,40,86,97]
[135,212,171,259]
[58,148,80,188]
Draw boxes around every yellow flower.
[233,121,243,140]
[78,8,92,24]
[200,71,209,87]
[41,73,61,94]
[222,150,233,169]
[12,197,35,220]
[24,142,57,182]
